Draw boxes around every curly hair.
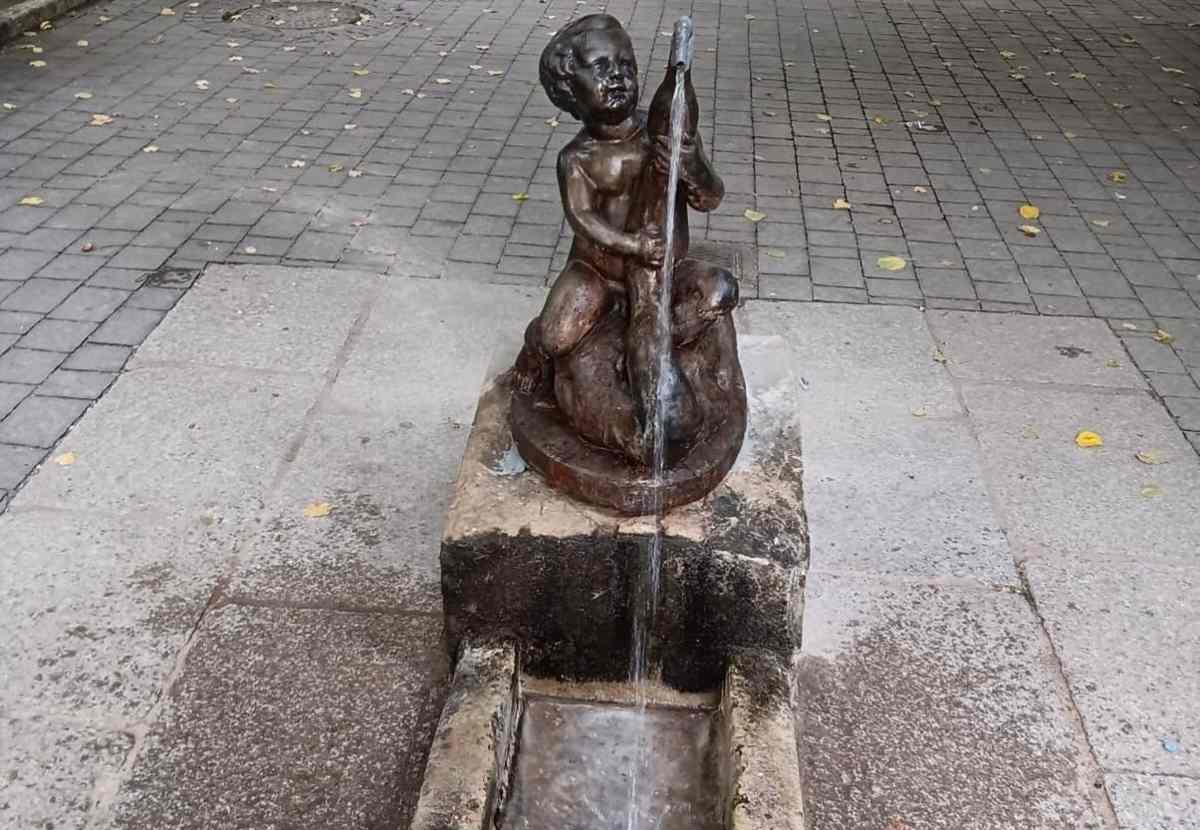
[539,14,634,119]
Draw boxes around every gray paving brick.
[1122,338,1187,375]
[0,348,65,385]
[62,343,133,372]
[90,308,166,346]
[37,253,105,282]
[0,280,78,314]
[0,442,44,488]
[50,286,130,322]
[1144,372,1200,399]
[0,394,89,448]
[1163,397,1200,430]
[0,249,57,280]
[811,257,865,288]
[38,368,117,400]
[450,235,506,265]
[18,320,97,353]
[0,382,32,419]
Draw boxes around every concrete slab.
[108,604,448,830]
[1026,555,1199,777]
[0,508,221,720]
[11,365,325,517]
[927,310,1146,389]
[962,383,1200,562]
[0,715,131,830]
[130,265,381,374]
[1105,773,1200,829]
[226,415,460,613]
[797,574,1108,830]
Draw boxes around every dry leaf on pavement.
[833,197,851,210]
[1135,450,1167,465]
[303,501,332,518]
[1019,204,1040,220]
[1074,430,1103,448]
[18,195,44,206]
[743,208,766,222]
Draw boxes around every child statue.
[511,13,746,509]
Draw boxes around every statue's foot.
[512,344,551,399]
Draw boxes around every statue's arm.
[559,151,644,259]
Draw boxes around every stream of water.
[625,57,690,830]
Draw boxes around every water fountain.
[411,15,805,829]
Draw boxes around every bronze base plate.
[511,391,747,516]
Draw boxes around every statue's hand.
[636,230,666,267]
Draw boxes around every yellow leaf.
[877,255,907,271]
[30,60,47,68]
[303,501,332,518]
[1162,66,1184,75]
[1019,204,1040,220]
[1069,71,1087,80]
[349,87,363,98]
[142,144,159,153]
[743,208,766,222]
[1019,224,1040,237]
[1074,430,1103,448]
[872,115,890,125]
[1140,484,1163,498]
[88,114,113,126]
[1135,450,1167,465]
[53,451,76,466]
[833,197,851,210]
[765,249,785,258]
[932,347,947,364]
[999,49,1016,59]
[352,68,369,76]
[816,113,832,122]
[435,78,452,84]
[1107,170,1128,184]
[160,7,175,14]
[1104,358,1120,368]
[1152,328,1174,344]
[328,163,344,172]
[1091,219,1110,228]
[512,192,530,202]
[18,195,44,206]
[911,405,928,417]
[1022,425,1040,440]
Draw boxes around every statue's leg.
[671,258,739,347]
[512,260,611,397]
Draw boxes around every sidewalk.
[1,0,1199,826]
[3,264,1196,829]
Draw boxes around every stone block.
[1104,773,1200,829]
[440,370,805,691]
[0,394,88,448]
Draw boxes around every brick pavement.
[2,0,1200,507]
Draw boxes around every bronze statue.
[511,14,747,514]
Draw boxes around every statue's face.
[570,29,638,124]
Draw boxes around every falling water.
[626,39,691,830]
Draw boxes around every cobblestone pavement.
[2,0,1200,505]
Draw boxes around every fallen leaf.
[349,87,363,98]
[743,208,766,222]
[343,123,356,130]
[160,6,175,14]
[225,97,239,104]
[98,15,111,21]
[765,249,785,258]
[1135,450,1167,465]
[816,113,832,122]
[81,241,95,252]
[1019,204,1040,220]
[328,163,344,172]
[469,64,482,70]
[545,117,559,127]
[1152,328,1174,344]
[30,60,47,68]
[1104,358,1120,368]
[1140,484,1163,498]
[243,245,257,254]
[77,39,89,46]
[1162,66,1184,75]
[487,70,503,76]
[911,406,928,417]
[1091,218,1110,228]
[999,49,1016,59]
[352,67,369,76]
[435,78,452,84]
[1022,425,1040,439]
[74,91,93,99]
[289,159,306,168]
[1107,170,1128,184]
[229,55,243,62]
[194,79,210,90]
[53,451,77,465]
[303,501,332,518]
[18,195,44,206]
[833,197,851,209]
[2,102,15,110]
[39,19,52,29]
[872,115,891,125]
[878,255,907,271]
[932,346,947,364]
[348,169,363,178]
[512,192,530,202]
[913,185,928,193]
[1075,430,1103,448]
[1019,224,1040,237]
[1069,71,1087,80]
[142,144,159,153]
[88,113,113,126]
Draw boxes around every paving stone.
[1105,773,1200,829]
[62,344,132,373]
[1163,396,1200,431]
[49,286,130,322]
[0,348,65,385]
[90,308,166,346]
[798,576,1106,830]
[18,320,97,353]
[0,442,43,488]
[38,369,117,400]
[109,605,446,830]
[0,395,89,448]
[0,279,78,314]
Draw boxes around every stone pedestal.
[440,368,806,692]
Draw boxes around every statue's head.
[539,14,638,125]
